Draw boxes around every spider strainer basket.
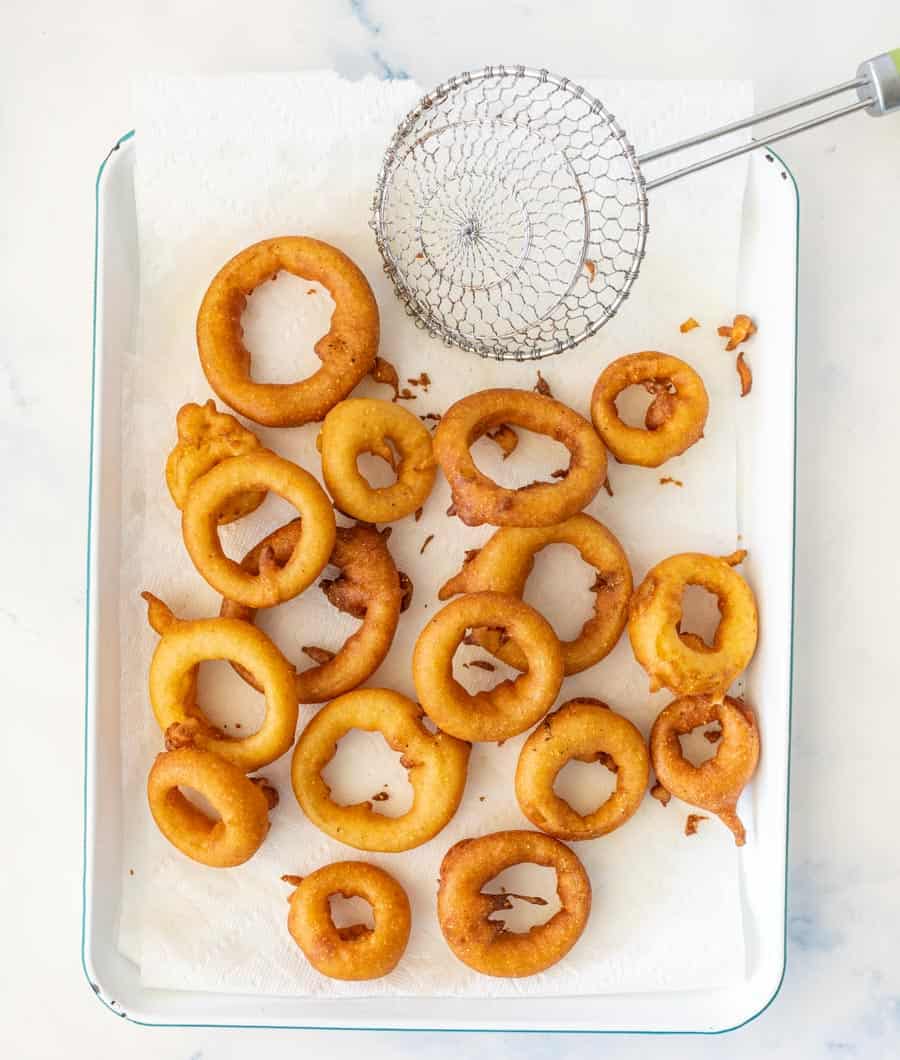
[371,67,649,361]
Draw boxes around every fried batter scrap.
[446,503,457,517]
[736,352,753,396]
[644,387,678,431]
[685,813,709,836]
[407,372,431,390]
[370,355,400,400]
[602,476,614,497]
[371,791,390,802]
[398,572,413,612]
[420,412,442,425]
[680,317,700,333]
[420,534,435,555]
[719,313,757,351]
[551,468,568,479]
[534,370,554,397]
[302,645,335,665]
[463,659,496,672]
[584,259,597,283]
[651,782,671,807]
[659,476,684,487]
[485,423,519,459]
[414,507,424,522]
[398,388,416,400]
[703,728,722,744]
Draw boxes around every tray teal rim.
[82,128,796,1035]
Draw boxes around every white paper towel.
[120,72,754,998]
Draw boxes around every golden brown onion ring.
[433,388,608,527]
[515,698,649,840]
[438,514,632,675]
[628,551,758,698]
[317,397,436,523]
[197,237,379,428]
[143,593,298,772]
[284,861,411,980]
[590,352,708,467]
[437,830,591,977]
[649,695,760,845]
[181,449,335,608]
[290,688,470,852]
[221,520,405,703]
[412,591,564,743]
[165,400,266,524]
[147,748,275,867]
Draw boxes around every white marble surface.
[3,1,900,1057]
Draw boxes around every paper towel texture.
[120,72,754,998]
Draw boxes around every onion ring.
[147,748,275,867]
[649,695,760,845]
[628,551,758,697]
[317,398,436,522]
[590,352,709,467]
[437,830,591,977]
[412,592,564,742]
[197,237,379,428]
[284,861,411,980]
[220,520,405,702]
[438,514,632,675]
[143,593,298,771]
[182,449,336,608]
[515,698,649,840]
[433,388,608,527]
[165,400,265,524]
[290,688,470,852]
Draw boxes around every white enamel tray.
[83,130,796,1035]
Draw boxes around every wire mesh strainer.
[372,53,900,361]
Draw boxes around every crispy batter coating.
[291,689,470,852]
[437,830,591,977]
[439,514,632,675]
[650,695,760,845]
[181,449,335,608]
[197,237,379,427]
[147,748,273,867]
[317,398,436,523]
[591,352,709,467]
[515,699,649,840]
[142,593,298,771]
[433,389,607,527]
[221,520,404,703]
[165,400,265,524]
[413,592,564,743]
[284,861,411,980]
[628,551,758,698]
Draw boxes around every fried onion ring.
[182,449,336,608]
[220,520,404,702]
[412,592,564,742]
[284,861,411,980]
[438,514,632,675]
[590,352,709,467]
[197,237,379,428]
[165,400,266,524]
[649,695,760,845]
[143,593,298,771]
[515,698,649,840]
[147,748,274,867]
[290,688,470,852]
[628,551,758,697]
[317,398,436,522]
[437,830,591,977]
[433,389,608,527]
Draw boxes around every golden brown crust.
[142,593,298,772]
[197,237,379,427]
[650,695,760,845]
[221,520,404,703]
[515,699,649,840]
[412,592,564,743]
[318,398,436,523]
[590,352,709,468]
[438,514,632,675]
[437,830,591,977]
[181,449,336,608]
[285,861,411,980]
[627,551,758,697]
[290,689,470,852]
[165,400,266,523]
[147,749,272,867]
[433,389,607,527]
